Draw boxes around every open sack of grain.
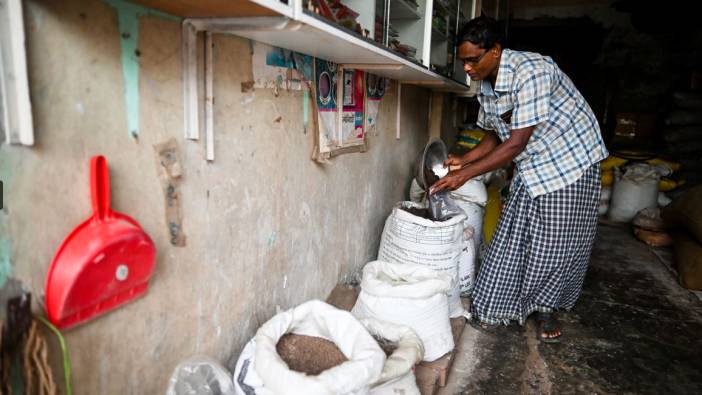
[352,261,455,362]
[360,318,424,395]
[233,300,385,395]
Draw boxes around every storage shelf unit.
[389,0,423,19]
[432,26,447,41]
[129,0,477,93]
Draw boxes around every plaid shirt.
[477,49,608,198]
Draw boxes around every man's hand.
[430,170,469,195]
[443,154,465,169]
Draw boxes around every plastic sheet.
[428,191,464,221]
[166,356,235,395]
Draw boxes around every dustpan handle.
[90,155,112,221]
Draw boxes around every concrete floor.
[440,224,702,394]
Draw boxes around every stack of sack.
[662,185,702,291]
[664,91,702,187]
[607,162,672,223]
[600,154,683,219]
[631,208,673,247]
[233,299,425,395]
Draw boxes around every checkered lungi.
[471,163,601,325]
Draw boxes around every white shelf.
[133,0,470,92]
[389,0,422,20]
[129,0,294,18]
[212,12,465,91]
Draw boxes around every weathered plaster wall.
[0,0,431,393]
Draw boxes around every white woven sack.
[450,178,488,207]
[378,202,467,318]
[360,318,423,395]
[233,300,385,395]
[352,261,454,362]
[456,225,476,297]
[609,164,665,222]
[451,177,487,254]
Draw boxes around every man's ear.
[492,43,502,57]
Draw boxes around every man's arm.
[431,126,534,194]
[447,130,500,167]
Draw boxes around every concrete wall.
[0,0,432,393]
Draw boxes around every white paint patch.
[241,93,255,106]
[263,99,283,126]
[283,275,287,289]
[267,231,277,248]
[244,188,253,210]
[195,298,203,352]
[256,215,275,250]
[362,186,374,213]
[75,102,85,114]
[223,203,240,218]
[28,5,44,31]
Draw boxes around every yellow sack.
[457,129,486,150]
[601,156,628,171]
[483,186,501,245]
[659,177,685,191]
[601,170,614,186]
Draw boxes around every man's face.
[458,41,499,81]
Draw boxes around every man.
[431,16,608,342]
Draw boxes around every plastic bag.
[428,191,464,221]
[167,356,235,395]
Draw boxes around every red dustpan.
[45,155,156,329]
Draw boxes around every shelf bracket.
[181,16,303,152]
[396,82,402,140]
[205,31,214,161]
[1,0,34,146]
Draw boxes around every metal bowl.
[415,139,448,190]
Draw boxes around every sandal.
[535,312,561,343]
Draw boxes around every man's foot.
[469,318,499,333]
[535,312,561,343]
